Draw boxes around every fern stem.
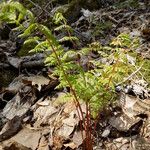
[46,38,85,139]
[88,105,93,150]
[86,102,93,150]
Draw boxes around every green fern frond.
[17,13,24,23]
[24,36,40,45]
[29,40,50,53]
[59,36,79,42]
[38,24,60,47]
[18,23,38,37]
[0,1,34,25]
[8,1,26,15]
[111,33,132,47]
[0,4,16,23]
[45,49,63,65]
[0,1,25,14]
[88,42,102,52]
[26,10,35,21]
[62,62,80,72]
[44,55,57,66]
[54,24,72,31]
[78,47,91,56]
[53,12,66,24]
[61,50,78,62]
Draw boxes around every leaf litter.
[0,1,150,150]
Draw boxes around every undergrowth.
[0,1,146,149]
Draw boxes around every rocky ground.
[0,0,150,149]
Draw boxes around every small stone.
[101,128,110,138]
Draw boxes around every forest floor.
[0,1,150,149]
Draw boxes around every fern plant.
[17,14,142,149]
[0,1,142,115]
[0,2,144,149]
[0,1,34,28]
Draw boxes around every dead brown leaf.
[72,130,85,148]
[64,142,77,149]
[22,76,50,91]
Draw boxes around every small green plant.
[0,2,145,149]
[0,1,34,27]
